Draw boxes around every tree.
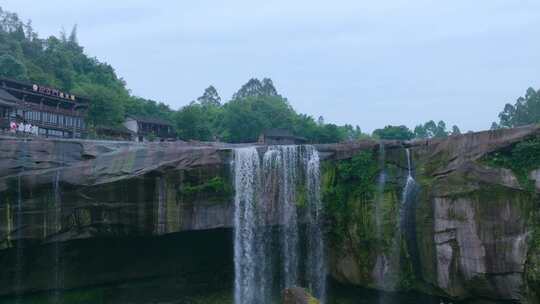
[68,25,78,44]
[451,125,461,135]
[0,7,374,144]
[175,102,215,141]
[260,78,278,96]
[373,125,414,140]
[497,87,540,128]
[218,95,295,143]
[232,78,278,99]
[435,120,448,138]
[0,7,176,129]
[74,84,125,127]
[0,54,27,80]
[413,124,428,139]
[197,85,221,107]
[414,120,455,138]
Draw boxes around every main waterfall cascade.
[233,145,326,304]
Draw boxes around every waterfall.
[400,148,421,279]
[304,146,326,303]
[233,145,326,304]
[14,141,29,303]
[52,169,64,300]
[273,145,300,289]
[400,148,416,231]
[377,147,417,293]
[156,176,167,235]
[375,143,386,240]
[233,147,265,304]
[14,174,23,302]
[373,143,388,291]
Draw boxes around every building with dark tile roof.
[123,115,176,142]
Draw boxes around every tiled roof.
[0,88,19,104]
[263,128,306,141]
[127,115,173,126]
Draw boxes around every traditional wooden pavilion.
[123,115,176,142]
[0,77,89,138]
[258,129,307,145]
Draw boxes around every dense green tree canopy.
[495,87,540,128]
[0,54,27,80]
[173,79,369,143]
[372,125,414,140]
[0,7,368,143]
[0,7,174,130]
[197,86,221,107]
[413,120,460,139]
[232,78,278,100]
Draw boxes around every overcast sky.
[3,0,540,132]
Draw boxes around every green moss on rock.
[481,137,540,190]
[177,167,233,204]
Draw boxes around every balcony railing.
[25,119,85,132]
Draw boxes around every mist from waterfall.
[233,145,326,304]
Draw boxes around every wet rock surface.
[282,287,319,304]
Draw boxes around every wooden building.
[0,78,89,138]
[259,129,307,145]
[123,115,176,142]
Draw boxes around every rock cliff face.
[324,125,540,303]
[0,125,539,302]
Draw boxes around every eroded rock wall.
[325,125,540,303]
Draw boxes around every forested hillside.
[0,7,538,143]
[0,7,366,143]
[0,7,173,129]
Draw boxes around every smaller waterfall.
[52,170,64,300]
[14,175,23,303]
[304,146,326,303]
[400,148,421,279]
[156,177,167,235]
[375,143,386,240]
[377,147,417,293]
[400,148,416,231]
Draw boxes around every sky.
[2,0,540,133]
